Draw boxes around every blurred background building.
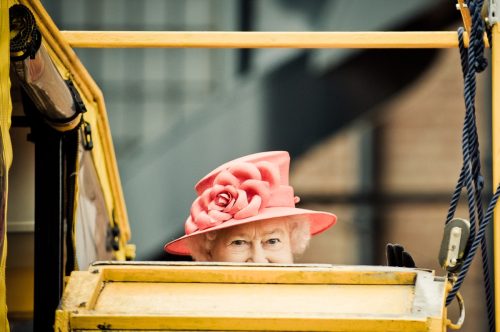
[7,0,493,331]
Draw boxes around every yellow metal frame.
[61,31,474,49]
[9,0,496,330]
[58,14,500,332]
[55,262,447,331]
[1,0,12,330]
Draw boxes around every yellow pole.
[61,31,469,49]
[492,23,500,332]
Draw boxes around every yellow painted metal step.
[55,262,448,331]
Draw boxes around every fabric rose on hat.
[185,161,280,234]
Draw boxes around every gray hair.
[186,216,311,261]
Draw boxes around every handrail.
[60,31,478,49]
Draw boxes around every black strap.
[43,79,87,126]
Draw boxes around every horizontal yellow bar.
[97,264,418,285]
[69,314,430,331]
[61,31,472,49]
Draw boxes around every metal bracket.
[106,223,121,252]
[456,0,472,34]
[439,218,470,272]
[82,120,93,150]
[456,0,491,47]
[487,0,500,26]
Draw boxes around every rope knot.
[476,175,484,191]
[475,57,488,72]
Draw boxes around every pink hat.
[164,151,337,255]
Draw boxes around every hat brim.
[164,207,337,256]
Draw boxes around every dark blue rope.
[445,2,499,331]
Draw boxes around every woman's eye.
[230,239,247,246]
[266,238,281,245]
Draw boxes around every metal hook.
[447,291,465,330]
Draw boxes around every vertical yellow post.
[0,1,12,331]
[493,23,500,332]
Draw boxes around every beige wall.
[291,49,489,331]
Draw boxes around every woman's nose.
[247,244,268,263]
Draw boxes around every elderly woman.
[164,151,337,263]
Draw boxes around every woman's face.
[209,219,293,263]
